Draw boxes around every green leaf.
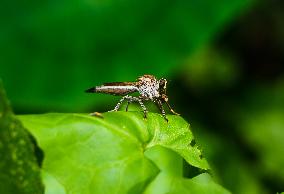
[0,81,44,194]
[0,0,254,111]
[194,124,266,194]
[144,146,230,194]
[18,112,229,194]
[237,83,284,183]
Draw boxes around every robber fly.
[85,74,179,121]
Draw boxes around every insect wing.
[86,82,138,96]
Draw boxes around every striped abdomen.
[85,82,138,96]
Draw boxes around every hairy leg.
[165,100,180,115]
[137,97,148,118]
[109,96,148,118]
[125,100,131,112]
[109,95,131,112]
[155,100,168,122]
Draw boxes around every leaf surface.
[0,81,43,194]
[19,112,230,194]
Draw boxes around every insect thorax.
[137,75,160,99]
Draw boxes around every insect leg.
[165,100,180,115]
[155,100,168,122]
[125,96,148,118]
[137,97,148,119]
[125,100,131,112]
[109,95,148,118]
[109,95,130,112]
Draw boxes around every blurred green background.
[1,0,284,193]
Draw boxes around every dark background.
[1,0,283,193]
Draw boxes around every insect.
[85,74,179,121]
